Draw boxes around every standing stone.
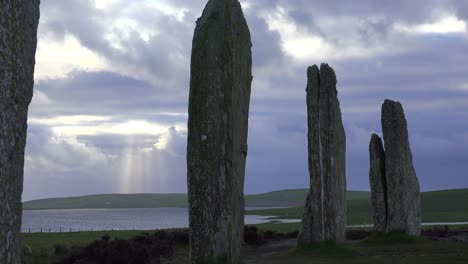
[187,0,252,263]
[381,99,421,236]
[369,134,387,232]
[0,1,40,263]
[298,64,346,243]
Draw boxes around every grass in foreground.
[293,241,359,257]
[361,231,424,246]
[266,242,468,264]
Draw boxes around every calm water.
[22,209,467,233]
[21,208,276,233]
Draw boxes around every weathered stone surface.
[187,0,252,263]
[0,1,40,263]
[298,64,347,243]
[381,99,421,236]
[369,134,387,232]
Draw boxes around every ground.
[21,224,468,264]
[162,231,468,264]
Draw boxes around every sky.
[23,0,468,201]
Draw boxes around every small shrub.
[262,230,276,240]
[22,244,32,256]
[101,234,111,241]
[244,226,258,244]
[286,230,299,239]
[346,230,371,240]
[37,248,54,257]
[57,230,178,264]
[53,243,69,255]
[171,229,189,244]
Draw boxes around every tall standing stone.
[187,0,252,263]
[369,134,387,232]
[1,1,40,263]
[298,64,346,243]
[381,99,421,236]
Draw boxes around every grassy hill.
[246,188,468,225]
[23,189,369,210]
[23,193,188,210]
[245,189,370,207]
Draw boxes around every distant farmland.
[23,189,369,210]
[246,189,468,225]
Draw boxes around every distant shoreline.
[22,188,468,211]
[22,189,368,210]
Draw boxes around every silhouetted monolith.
[0,1,40,263]
[187,0,252,263]
[381,99,421,236]
[369,134,387,232]
[299,64,347,243]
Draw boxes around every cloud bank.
[24,0,468,200]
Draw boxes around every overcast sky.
[23,0,468,200]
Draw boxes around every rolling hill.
[23,189,370,210]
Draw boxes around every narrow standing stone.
[187,0,252,263]
[381,99,421,236]
[369,134,387,232]
[299,64,347,243]
[1,1,40,263]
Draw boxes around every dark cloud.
[39,0,193,88]
[32,70,188,118]
[23,0,468,199]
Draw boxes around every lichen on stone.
[299,63,346,244]
[187,0,252,263]
[0,1,40,263]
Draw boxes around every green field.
[246,189,468,225]
[245,189,370,207]
[22,189,371,210]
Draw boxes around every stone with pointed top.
[369,134,387,232]
[187,0,252,263]
[298,63,346,243]
[381,99,421,236]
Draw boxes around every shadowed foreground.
[167,229,468,264]
[21,226,468,264]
